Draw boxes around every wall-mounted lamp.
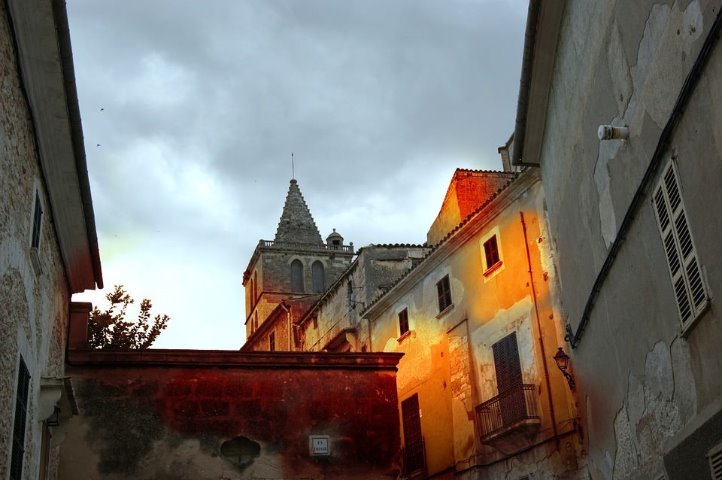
[597,124,629,141]
[553,347,576,391]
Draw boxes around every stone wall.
[59,349,403,480]
[0,3,73,479]
[300,245,430,353]
[535,1,722,478]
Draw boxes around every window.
[252,272,258,307]
[492,332,525,426]
[347,281,353,311]
[269,331,276,352]
[708,441,722,480]
[332,239,340,249]
[312,261,325,293]
[653,161,708,330]
[436,275,452,313]
[291,260,304,292]
[483,235,501,272]
[31,191,43,249]
[10,357,30,480]
[398,308,410,337]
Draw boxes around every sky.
[68,0,528,350]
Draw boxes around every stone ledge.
[67,349,403,370]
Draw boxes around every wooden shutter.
[652,161,708,328]
[709,442,722,480]
[10,358,31,480]
[398,308,409,336]
[492,332,522,393]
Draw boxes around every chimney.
[68,302,92,350]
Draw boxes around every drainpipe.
[520,212,559,447]
[279,302,292,351]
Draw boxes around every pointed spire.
[274,179,323,245]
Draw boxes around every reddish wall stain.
[66,352,402,479]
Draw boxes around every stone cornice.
[67,349,403,370]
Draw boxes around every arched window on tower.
[291,260,304,292]
[253,271,258,307]
[312,261,325,293]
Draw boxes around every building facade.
[360,169,581,479]
[513,1,722,479]
[297,244,431,353]
[0,1,102,479]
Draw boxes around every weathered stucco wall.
[537,1,722,479]
[0,3,73,479]
[300,246,430,353]
[60,350,402,480]
[365,174,581,479]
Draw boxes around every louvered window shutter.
[708,442,722,480]
[652,161,708,329]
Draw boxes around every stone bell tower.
[242,179,354,347]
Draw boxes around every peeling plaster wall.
[58,358,401,480]
[0,3,73,479]
[366,177,580,478]
[300,246,430,352]
[537,1,722,479]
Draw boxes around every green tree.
[88,285,170,349]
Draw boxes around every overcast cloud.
[68,0,528,349]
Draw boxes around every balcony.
[400,437,426,479]
[475,384,540,443]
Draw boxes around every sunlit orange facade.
[362,168,584,478]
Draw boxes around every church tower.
[242,179,354,348]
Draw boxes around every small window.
[291,260,304,292]
[312,261,325,293]
[31,191,43,249]
[398,308,410,337]
[653,160,708,331]
[332,239,340,249]
[10,357,31,480]
[436,275,452,313]
[483,235,501,272]
[269,331,276,352]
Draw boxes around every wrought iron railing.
[475,384,539,440]
[258,239,354,253]
[400,437,426,477]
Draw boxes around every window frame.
[480,227,504,280]
[398,308,410,339]
[652,159,708,334]
[10,357,31,480]
[31,190,43,249]
[311,260,325,293]
[436,275,452,315]
[290,259,304,292]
